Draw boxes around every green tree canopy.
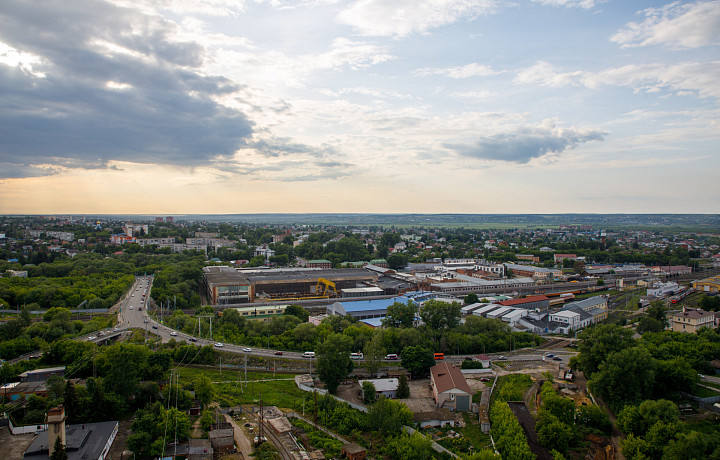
[400,345,435,378]
[590,346,657,411]
[316,333,353,394]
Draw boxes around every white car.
[170,331,178,336]
[87,336,96,340]
[214,343,224,348]
[243,347,252,352]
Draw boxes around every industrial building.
[202,266,378,304]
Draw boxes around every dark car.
[274,351,283,355]
[152,325,158,329]
[189,337,197,342]
[552,356,562,361]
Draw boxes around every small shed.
[188,439,213,460]
[342,443,366,460]
[209,428,235,454]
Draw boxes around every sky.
[0,0,719,215]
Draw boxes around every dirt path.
[223,413,254,459]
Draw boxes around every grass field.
[176,365,306,409]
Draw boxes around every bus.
[434,353,444,360]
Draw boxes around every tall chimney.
[46,406,66,457]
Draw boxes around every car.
[552,356,562,361]
[498,356,508,360]
[545,353,554,358]
[214,343,224,348]
[152,325,158,329]
[170,331,178,336]
[97,331,105,336]
[138,306,143,311]
[243,347,252,352]
[113,327,119,332]
[274,351,283,355]
[480,377,491,383]
[87,336,96,340]
[302,351,315,358]
[129,306,133,310]
[143,319,149,323]
[350,352,364,360]
[189,337,197,342]
[131,294,134,297]
[385,354,399,360]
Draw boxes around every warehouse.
[202,266,378,304]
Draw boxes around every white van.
[302,351,315,358]
[350,352,364,360]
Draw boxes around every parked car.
[480,377,491,383]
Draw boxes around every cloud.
[444,122,605,163]
[611,1,720,49]
[414,63,501,78]
[514,60,720,99]
[0,0,254,179]
[337,0,498,37]
[531,0,599,8]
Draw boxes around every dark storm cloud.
[444,126,605,163]
[0,0,253,178]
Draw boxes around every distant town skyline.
[1,0,719,214]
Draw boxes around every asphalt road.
[106,276,579,367]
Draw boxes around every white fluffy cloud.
[337,0,497,37]
[612,1,720,49]
[531,0,598,8]
[515,60,720,99]
[414,63,501,78]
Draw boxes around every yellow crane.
[315,278,338,297]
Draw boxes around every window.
[451,394,455,400]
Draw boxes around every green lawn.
[693,385,720,398]
[459,413,492,451]
[176,365,306,409]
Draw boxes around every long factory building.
[202,266,379,304]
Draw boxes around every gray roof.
[565,296,606,311]
[24,421,118,460]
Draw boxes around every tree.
[575,324,635,377]
[396,374,410,399]
[400,345,435,379]
[387,253,408,270]
[283,304,309,322]
[576,405,612,434]
[366,398,412,435]
[362,381,377,404]
[646,300,669,329]
[316,333,353,394]
[50,436,68,460]
[100,343,150,398]
[590,347,657,411]
[536,413,573,455]
[194,374,215,407]
[617,399,679,437]
[363,334,386,377]
[383,301,417,328]
[464,293,479,305]
[419,299,461,330]
[63,381,79,424]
